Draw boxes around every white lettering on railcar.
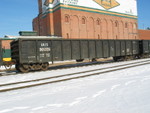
[126,48,130,53]
[40,54,45,58]
[41,43,49,47]
[46,53,50,57]
[28,56,36,59]
[39,53,50,58]
[39,48,51,52]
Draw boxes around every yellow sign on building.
[93,0,120,10]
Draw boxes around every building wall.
[138,30,150,40]
[33,0,138,39]
[2,40,12,49]
[60,8,138,39]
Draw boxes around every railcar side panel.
[80,41,89,59]
[89,40,96,59]
[115,41,121,56]
[109,40,115,57]
[37,40,51,62]
[51,40,62,61]
[103,40,109,57]
[126,41,132,55]
[142,40,149,54]
[120,41,126,56]
[132,40,139,55]
[96,41,103,58]
[20,40,37,63]
[149,41,150,53]
[71,40,81,59]
[62,40,72,60]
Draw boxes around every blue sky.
[0,0,149,37]
[137,0,150,29]
[0,0,38,37]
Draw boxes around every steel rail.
[0,59,150,87]
[0,59,150,93]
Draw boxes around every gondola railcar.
[11,37,141,72]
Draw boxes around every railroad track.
[0,59,114,76]
[0,59,150,93]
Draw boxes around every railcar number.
[39,48,51,52]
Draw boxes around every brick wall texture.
[138,30,150,40]
[33,2,138,40]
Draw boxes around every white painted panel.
[42,0,137,16]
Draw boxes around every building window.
[96,19,100,25]
[82,18,86,24]
[65,15,69,23]
[125,23,128,28]
[98,34,100,39]
[133,23,137,29]
[116,35,118,39]
[115,21,118,27]
[66,33,69,39]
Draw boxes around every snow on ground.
[0,59,150,113]
[0,58,148,84]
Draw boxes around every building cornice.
[42,3,138,20]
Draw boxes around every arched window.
[116,35,118,39]
[96,19,100,25]
[65,15,69,23]
[66,33,69,39]
[115,21,118,27]
[98,34,100,39]
[133,23,137,29]
[82,17,86,24]
[125,22,128,28]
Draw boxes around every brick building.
[33,0,138,39]
[138,29,150,40]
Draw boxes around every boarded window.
[115,21,118,27]
[96,19,100,25]
[67,33,69,39]
[82,18,86,24]
[125,23,128,28]
[65,15,69,23]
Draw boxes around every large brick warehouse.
[33,0,138,40]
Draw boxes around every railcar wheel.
[30,64,41,70]
[18,64,30,73]
[92,58,97,62]
[41,62,49,71]
[113,56,125,61]
[76,59,84,62]
[125,56,129,61]
[113,57,119,62]
[125,56,133,61]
